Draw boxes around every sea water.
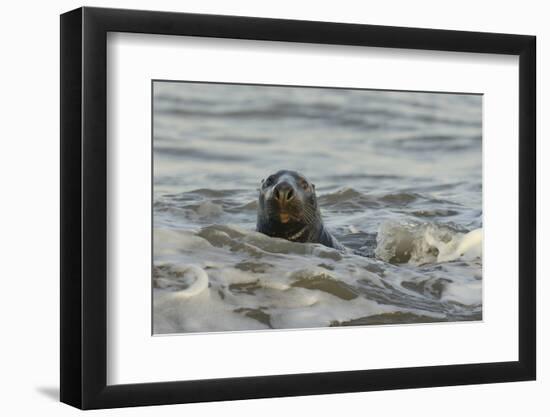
[152,82,482,334]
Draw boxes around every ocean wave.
[153,224,482,334]
[374,220,482,265]
[154,145,248,162]
[156,187,464,221]
[318,187,459,209]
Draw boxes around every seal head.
[256,170,344,250]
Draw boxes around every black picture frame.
[60,6,536,410]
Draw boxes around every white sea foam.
[152,223,482,334]
[440,281,482,305]
[375,221,482,265]
[196,201,224,218]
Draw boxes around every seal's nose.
[273,182,295,204]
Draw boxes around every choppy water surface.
[153,81,482,334]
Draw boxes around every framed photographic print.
[60,6,536,409]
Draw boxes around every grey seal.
[256,170,344,250]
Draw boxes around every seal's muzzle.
[273,181,295,205]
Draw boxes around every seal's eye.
[264,175,275,187]
[298,179,309,190]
